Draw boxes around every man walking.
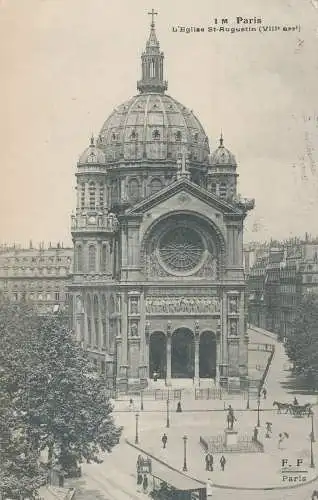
[220,455,226,471]
[162,433,168,449]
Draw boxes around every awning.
[151,461,206,491]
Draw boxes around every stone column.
[194,321,200,384]
[166,321,172,386]
[139,291,147,383]
[118,292,128,391]
[221,291,228,380]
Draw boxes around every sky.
[1,0,318,247]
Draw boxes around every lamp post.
[311,409,315,443]
[246,381,250,410]
[135,412,139,445]
[166,395,170,428]
[140,390,144,411]
[182,435,188,472]
[257,395,261,427]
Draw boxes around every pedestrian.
[262,388,267,400]
[265,422,272,438]
[176,401,182,412]
[142,474,148,493]
[129,398,134,411]
[137,472,143,492]
[208,453,213,472]
[162,433,167,449]
[293,397,299,406]
[220,455,226,471]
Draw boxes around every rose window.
[158,227,204,273]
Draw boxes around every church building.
[69,11,254,391]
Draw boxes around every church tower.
[69,11,254,392]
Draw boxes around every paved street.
[65,327,318,499]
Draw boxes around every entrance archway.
[149,332,166,379]
[199,331,216,378]
[171,328,194,378]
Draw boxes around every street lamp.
[140,390,144,411]
[135,412,139,445]
[257,395,261,427]
[166,396,170,428]
[182,435,188,472]
[311,409,315,443]
[246,381,250,410]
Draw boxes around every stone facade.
[0,243,72,315]
[69,15,254,389]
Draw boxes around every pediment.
[125,178,242,217]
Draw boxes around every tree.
[285,293,318,389]
[0,297,122,496]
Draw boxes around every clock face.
[88,216,96,224]
[158,226,205,274]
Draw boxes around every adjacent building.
[0,243,72,315]
[247,240,318,338]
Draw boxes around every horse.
[273,401,290,414]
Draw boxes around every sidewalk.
[126,410,318,489]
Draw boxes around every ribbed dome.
[97,93,210,164]
[78,136,106,165]
[210,135,237,167]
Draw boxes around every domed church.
[70,10,254,391]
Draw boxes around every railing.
[249,342,275,352]
[200,434,264,454]
[195,388,223,400]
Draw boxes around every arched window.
[109,295,115,314]
[86,295,92,345]
[193,132,199,142]
[150,178,162,194]
[89,182,96,210]
[93,295,99,316]
[150,59,155,78]
[152,129,160,140]
[219,183,227,199]
[175,131,182,142]
[128,178,140,201]
[76,245,83,272]
[88,245,96,272]
[99,183,104,209]
[80,184,85,209]
[100,244,107,273]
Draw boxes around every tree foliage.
[285,293,318,388]
[0,297,122,498]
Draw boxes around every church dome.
[78,136,106,165]
[97,94,209,164]
[209,135,237,167]
[95,13,209,166]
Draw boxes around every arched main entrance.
[199,331,216,378]
[149,332,166,379]
[171,328,194,378]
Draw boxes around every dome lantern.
[137,9,168,94]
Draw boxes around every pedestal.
[224,429,238,446]
[117,365,128,392]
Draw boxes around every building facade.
[247,241,318,338]
[69,15,254,390]
[0,243,72,315]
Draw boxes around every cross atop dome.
[148,8,158,27]
[137,10,168,94]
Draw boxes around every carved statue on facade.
[229,297,238,314]
[230,321,238,336]
[130,322,138,337]
[130,298,139,314]
[76,296,83,313]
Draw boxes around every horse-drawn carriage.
[273,401,312,417]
